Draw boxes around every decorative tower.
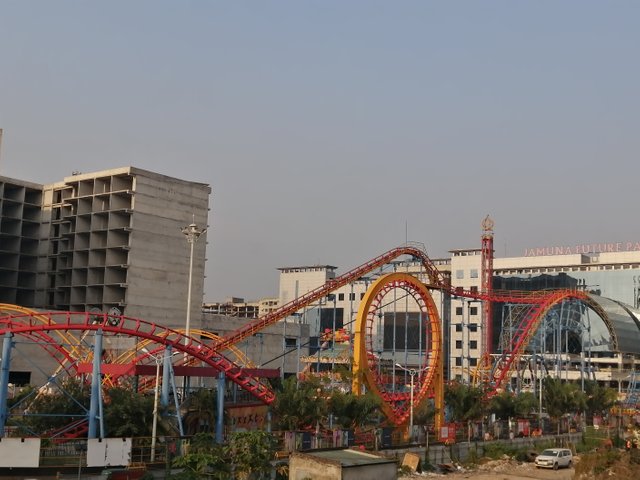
[481,215,495,355]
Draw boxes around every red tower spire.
[481,215,495,355]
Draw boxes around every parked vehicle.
[534,448,573,470]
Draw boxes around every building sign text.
[524,242,640,257]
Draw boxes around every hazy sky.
[1,2,638,302]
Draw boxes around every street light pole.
[396,363,427,442]
[409,369,415,437]
[181,221,207,342]
[181,221,206,392]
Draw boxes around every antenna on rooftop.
[405,220,408,245]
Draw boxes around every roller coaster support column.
[433,342,445,434]
[168,351,184,437]
[151,354,162,462]
[88,329,104,439]
[161,346,172,408]
[156,346,184,437]
[216,371,225,443]
[0,332,14,436]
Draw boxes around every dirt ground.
[400,457,574,480]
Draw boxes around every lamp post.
[181,221,207,341]
[395,363,428,441]
[181,221,206,392]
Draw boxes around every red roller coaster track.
[0,245,611,408]
[0,313,277,403]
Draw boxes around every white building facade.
[272,244,640,389]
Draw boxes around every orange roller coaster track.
[0,245,614,418]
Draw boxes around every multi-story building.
[1,167,210,326]
[203,297,279,318]
[274,242,640,390]
[0,167,211,386]
[0,177,44,306]
[201,312,309,379]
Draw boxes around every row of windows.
[455,306,479,316]
[454,357,478,367]
[454,323,479,332]
[455,340,478,349]
[498,263,640,275]
[334,292,364,301]
[455,269,479,279]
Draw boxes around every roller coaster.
[0,244,617,436]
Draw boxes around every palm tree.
[328,390,381,429]
[445,381,488,441]
[271,376,327,431]
[445,381,487,423]
[489,390,538,421]
[542,377,586,434]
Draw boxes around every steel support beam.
[216,371,225,443]
[0,332,14,436]
[88,329,103,438]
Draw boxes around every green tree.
[271,376,327,431]
[445,381,487,423]
[328,390,381,429]
[182,388,217,435]
[488,391,517,421]
[513,391,538,417]
[489,391,537,421]
[542,377,585,434]
[171,433,229,480]
[103,387,155,437]
[7,385,35,410]
[228,430,277,480]
[583,380,617,422]
[445,381,488,441]
[20,378,90,434]
[413,398,437,439]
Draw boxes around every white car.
[534,448,573,470]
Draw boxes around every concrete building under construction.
[0,166,211,328]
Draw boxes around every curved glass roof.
[587,294,640,354]
[525,294,640,356]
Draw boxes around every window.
[455,357,462,366]
[470,286,479,293]
[470,306,478,316]
[350,293,356,301]
[468,324,478,332]
[456,270,464,279]
[338,293,344,301]
[469,358,478,367]
[360,293,365,300]
[9,371,31,386]
[455,307,463,315]
[470,269,479,278]
[470,340,478,350]
[455,340,463,349]
[285,337,297,348]
[455,324,463,332]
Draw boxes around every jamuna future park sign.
[524,241,640,257]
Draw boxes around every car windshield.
[540,450,558,456]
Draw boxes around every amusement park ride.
[0,217,617,440]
